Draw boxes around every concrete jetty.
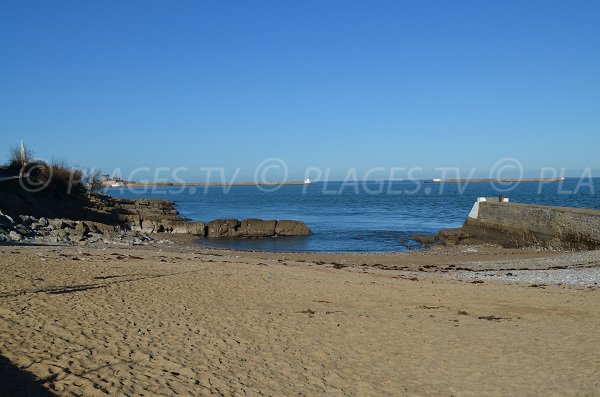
[464,197,600,250]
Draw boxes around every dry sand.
[1,242,599,396]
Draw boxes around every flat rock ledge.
[136,218,311,238]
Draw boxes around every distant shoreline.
[103,181,308,188]
[429,177,567,183]
[103,177,571,188]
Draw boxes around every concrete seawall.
[464,200,600,250]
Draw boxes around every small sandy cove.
[1,241,599,396]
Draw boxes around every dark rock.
[139,219,165,233]
[410,234,440,245]
[55,229,70,238]
[82,221,114,234]
[275,220,311,236]
[75,222,90,235]
[9,231,22,241]
[14,224,31,237]
[46,236,61,244]
[47,219,62,230]
[68,234,85,243]
[238,219,277,237]
[206,219,311,238]
[62,220,76,229]
[168,221,207,236]
[36,229,49,237]
[48,219,75,230]
[207,219,241,238]
[87,233,102,243]
[0,211,14,228]
[411,228,475,247]
[19,215,36,226]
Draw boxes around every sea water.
[106,179,600,252]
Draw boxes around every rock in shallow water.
[275,220,311,236]
[239,219,277,237]
[206,219,311,238]
[0,208,310,246]
[168,221,207,236]
[207,219,241,238]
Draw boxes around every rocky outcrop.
[0,173,181,229]
[134,219,206,235]
[91,196,181,227]
[0,213,158,246]
[207,219,241,238]
[1,172,311,243]
[275,220,312,236]
[411,228,477,247]
[1,212,311,245]
[239,219,277,237]
[133,218,312,239]
[206,219,310,238]
[168,221,207,236]
[131,218,311,238]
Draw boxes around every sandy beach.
[3,0,600,394]
[1,241,599,396]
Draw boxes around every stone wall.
[464,201,600,250]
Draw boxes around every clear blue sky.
[1,0,599,181]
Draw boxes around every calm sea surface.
[106,179,600,252]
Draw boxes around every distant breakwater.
[429,178,566,183]
[103,181,308,188]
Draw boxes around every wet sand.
[1,242,599,396]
